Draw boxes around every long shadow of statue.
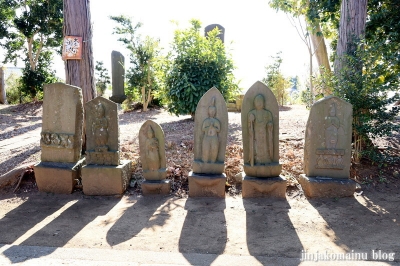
[178,198,227,265]
[307,193,400,262]
[243,198,304,264]
[2,196,119,263]
[106,195,173,246]
[0,194,71,244]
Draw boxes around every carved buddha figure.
[201,97,221,163]
[248,94,273,166]
[92,102,109,151]
[325,103,342,149]
[145,125,161,171]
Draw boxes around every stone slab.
[304,96,352,178]
[188,172,226,197]
[298,174,356,198]
[143,168,167,180]
[243,163,282,178]
[34,158,85,194]
[242,175,287,198]
[141,180,171,195]
[41,83,83,163]
[81,160,131,196]
[192,160,224,175]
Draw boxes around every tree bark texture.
[0,67,7,104]
[334,0,368,74]
[63,0,96,104]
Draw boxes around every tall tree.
[94,61,110,96]
[63,0,96,104]
[334,0,368,74]
[0,0,63,98]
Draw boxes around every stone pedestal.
[81,160,131,196]
[141,180,171,195]
[188,172,226,197]
[298,174,356,198]
[242,175,287,198]
[34,158,85,194]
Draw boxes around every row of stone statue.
[34,81,355,198]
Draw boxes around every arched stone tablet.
[85,96,119,165]
[193,87,228,175]
[241,81,281,177]
[304,96,352,178]
[139,120,167,180]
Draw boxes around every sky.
[5,0,318,91]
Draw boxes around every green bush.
[165,20,239,116]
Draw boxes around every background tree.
[165,19,239,116]
[262,52,290,106]
[94,61,110,96]
[0,0,63,99]
[110,15,162,112]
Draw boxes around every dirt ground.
[0,102,399,264]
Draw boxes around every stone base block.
[298,174,356,198]
[143,168,167,180]
[243,163,282,178]
[34,158,85,194]
[141,180,171,195]
[242,175,287,198]
[109,95,127,104]
[192,161,224,175]
[188,172,226,197]
[82,160,131,196]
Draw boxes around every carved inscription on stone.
[145,125,161,171]
[40,132,75,149]
[85,97,120,166]
[315,102,345,170]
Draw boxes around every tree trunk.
[0,67,7,104]
[63,0,96,152]
[63,0,96,104]
[310,23,331,74]
[334,0,368,74]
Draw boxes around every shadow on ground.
[179,198,227,265]
[2,195,120,263]
[243,198,303,263]
[106,195,173,246]
[307,192,400,262]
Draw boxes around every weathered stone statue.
[109,51,127,104]
[189,87,228,197]
[300,96,355,197]
[81,96,131,195]
[201,97,220,163]
[241,81,286,198]
[139,120,170,195]
[34,83,85,194]
[248,94,273,166]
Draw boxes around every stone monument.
[139,120,170,195]
[81,96,131,195]
[189,87,228,197]
[241,81,286,198]
[34,83,85,194]
[109,51,127,104]
[204,24,225,43]
[299,96,356,197]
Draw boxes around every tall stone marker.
[299,96,356,197]
[189,87,228,197]
[139,120,170,195]
[241,81,286,198]
[81,96,131,195]
[34,83,85,194]
[109,51,126,104]
[205,24,225,43]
